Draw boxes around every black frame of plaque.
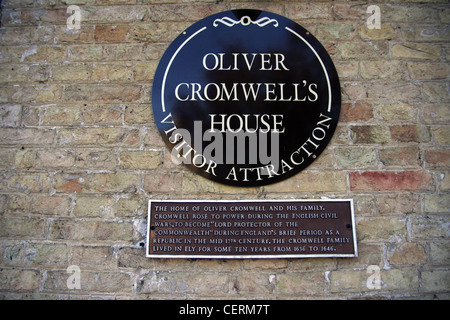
[146,199,357,259]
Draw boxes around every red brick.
[350,171,433,191]
[389,125,419,143]
[143,171,183,193]
[425,149,450,168]
[340,102,373,122]
[94,25,130,42]
[350,125,391,144]
[54,172,139,194]
[379,146,420,167]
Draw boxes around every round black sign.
[152,10,341,187]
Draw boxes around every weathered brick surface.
[0,0,448,300]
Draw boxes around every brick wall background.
[0,0,448,299]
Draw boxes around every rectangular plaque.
[146,199,357,259]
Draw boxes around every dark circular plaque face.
[152,9,341,187]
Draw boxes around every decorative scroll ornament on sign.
[213,15,279,28]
